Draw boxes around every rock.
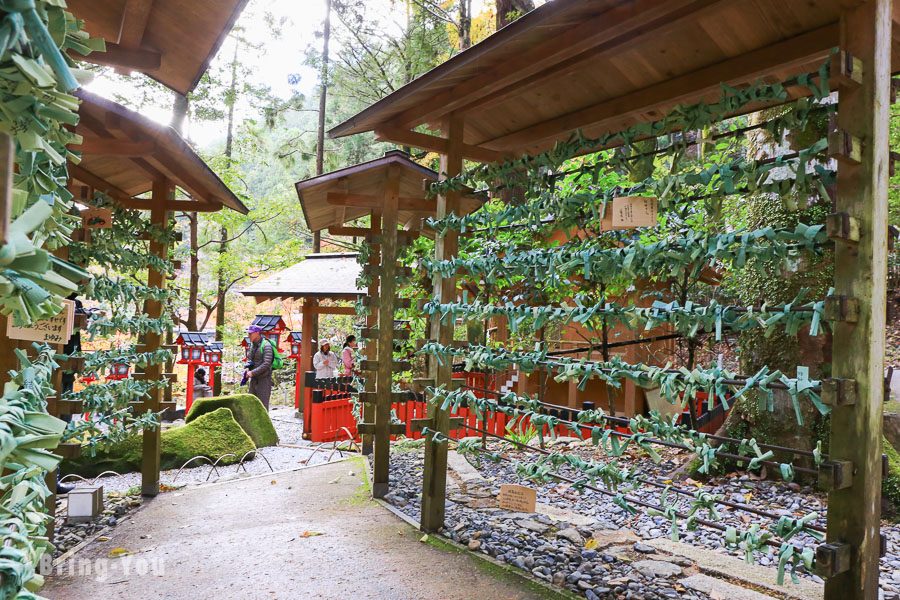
[556,527,584,545]
[516,519,549,534]
[107,517,117,526]
[633,560,682,578]
[468,539,481,551]
[585,591,600,600]
[577,580,594,591]
[551,571,566,586]
[633,542,655,554]
[590,529,639,548]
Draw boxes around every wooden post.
[373,168,400,498]
[141,181,171,497]
[362,214,381,455]
[825,2,890,598]
[299,298,315,428]
[421,114,463,532]
[0,133,12,245]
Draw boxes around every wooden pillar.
[824,2,890,598]
[421,114,463,532]
[299,298,315,429]
[362,214,381,455]
[141,181,172,497]
[373,168,400,498]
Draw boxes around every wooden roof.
[68,0,249,95]
[70,91,247,214]
[239,253,364,301]
[330,0,900,158]
[295,150,483,233]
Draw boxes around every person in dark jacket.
[244,325,274,409]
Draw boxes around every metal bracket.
[828,130,863,165]
[830,50,864,87]
[815,543,852,578]
[826,212,860,244]
[818,460,854,491]
[824,296,859,323]
[821,378,858,407]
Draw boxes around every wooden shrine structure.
[293,150,482,497]
[240,252,364,420]
[330,1,899,597]
[67,0,249,96]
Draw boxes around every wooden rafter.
[482,23,839,150]
[373,127,504,163]
[326,191,436,212]
[87,44,161,71]
[73,137,156,156]
[68,164,131,201]
[388,0,726,130]
[118,0,154,47]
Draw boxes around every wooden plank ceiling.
[329,0,900,158]
[68,0,249,95]
[71,90,247,214]
[295,150,483,233]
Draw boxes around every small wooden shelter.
[294,151,483,496]
[67,0,249,95]
[240,253,364,418]
[330,1,897,595]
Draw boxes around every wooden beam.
[326,191,436,212]
[73,137,156,156]
[299,299,315,434]
[115,199,219,213]
[0,133,12,245]
[361,214,380,456]
[311,305,357,316]
[118,0,154,47]
[86,43,161,71]
[68,164,131,200]
[421,113,463,533]
[824,1,890,598]
[389,0,726,130]
[141,181,171,497]
[372,164,401,498]
[482,23,839,151]
[374,127,504,163]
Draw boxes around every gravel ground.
[53,408,353,556]
[383,440,900,600]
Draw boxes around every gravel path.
[383,440,900,600]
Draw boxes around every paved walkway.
[43,458,548,600]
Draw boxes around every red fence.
[303,371,730,443]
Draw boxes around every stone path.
[42,458,550,600]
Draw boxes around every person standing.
[313,339,339,379]
[341,335,357,376]
[245,325,274,409]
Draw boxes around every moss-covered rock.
[63,407,256,478]
[185,393,278,448]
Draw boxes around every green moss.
[63,407,257,477]
[163,407,257,467]
[883,436,900,520]
[186,393,278,448]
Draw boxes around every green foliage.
[884,437,900,519]
[186,393,279,448]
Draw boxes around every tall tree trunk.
[459,0,472,49]
[170,93,200,332]
[315,0,332,178]
[495,0,533,29]
[213,41,240,395]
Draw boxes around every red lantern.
[288,332,302,359]
[106,362,130,381]
[175,331,210,365]
[249,315,288,353]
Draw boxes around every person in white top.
[313,339,340,379]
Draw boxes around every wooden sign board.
[7,299,75,344]
[601,196,658,230]
[81,207,112,229]
[498,483,537,513]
